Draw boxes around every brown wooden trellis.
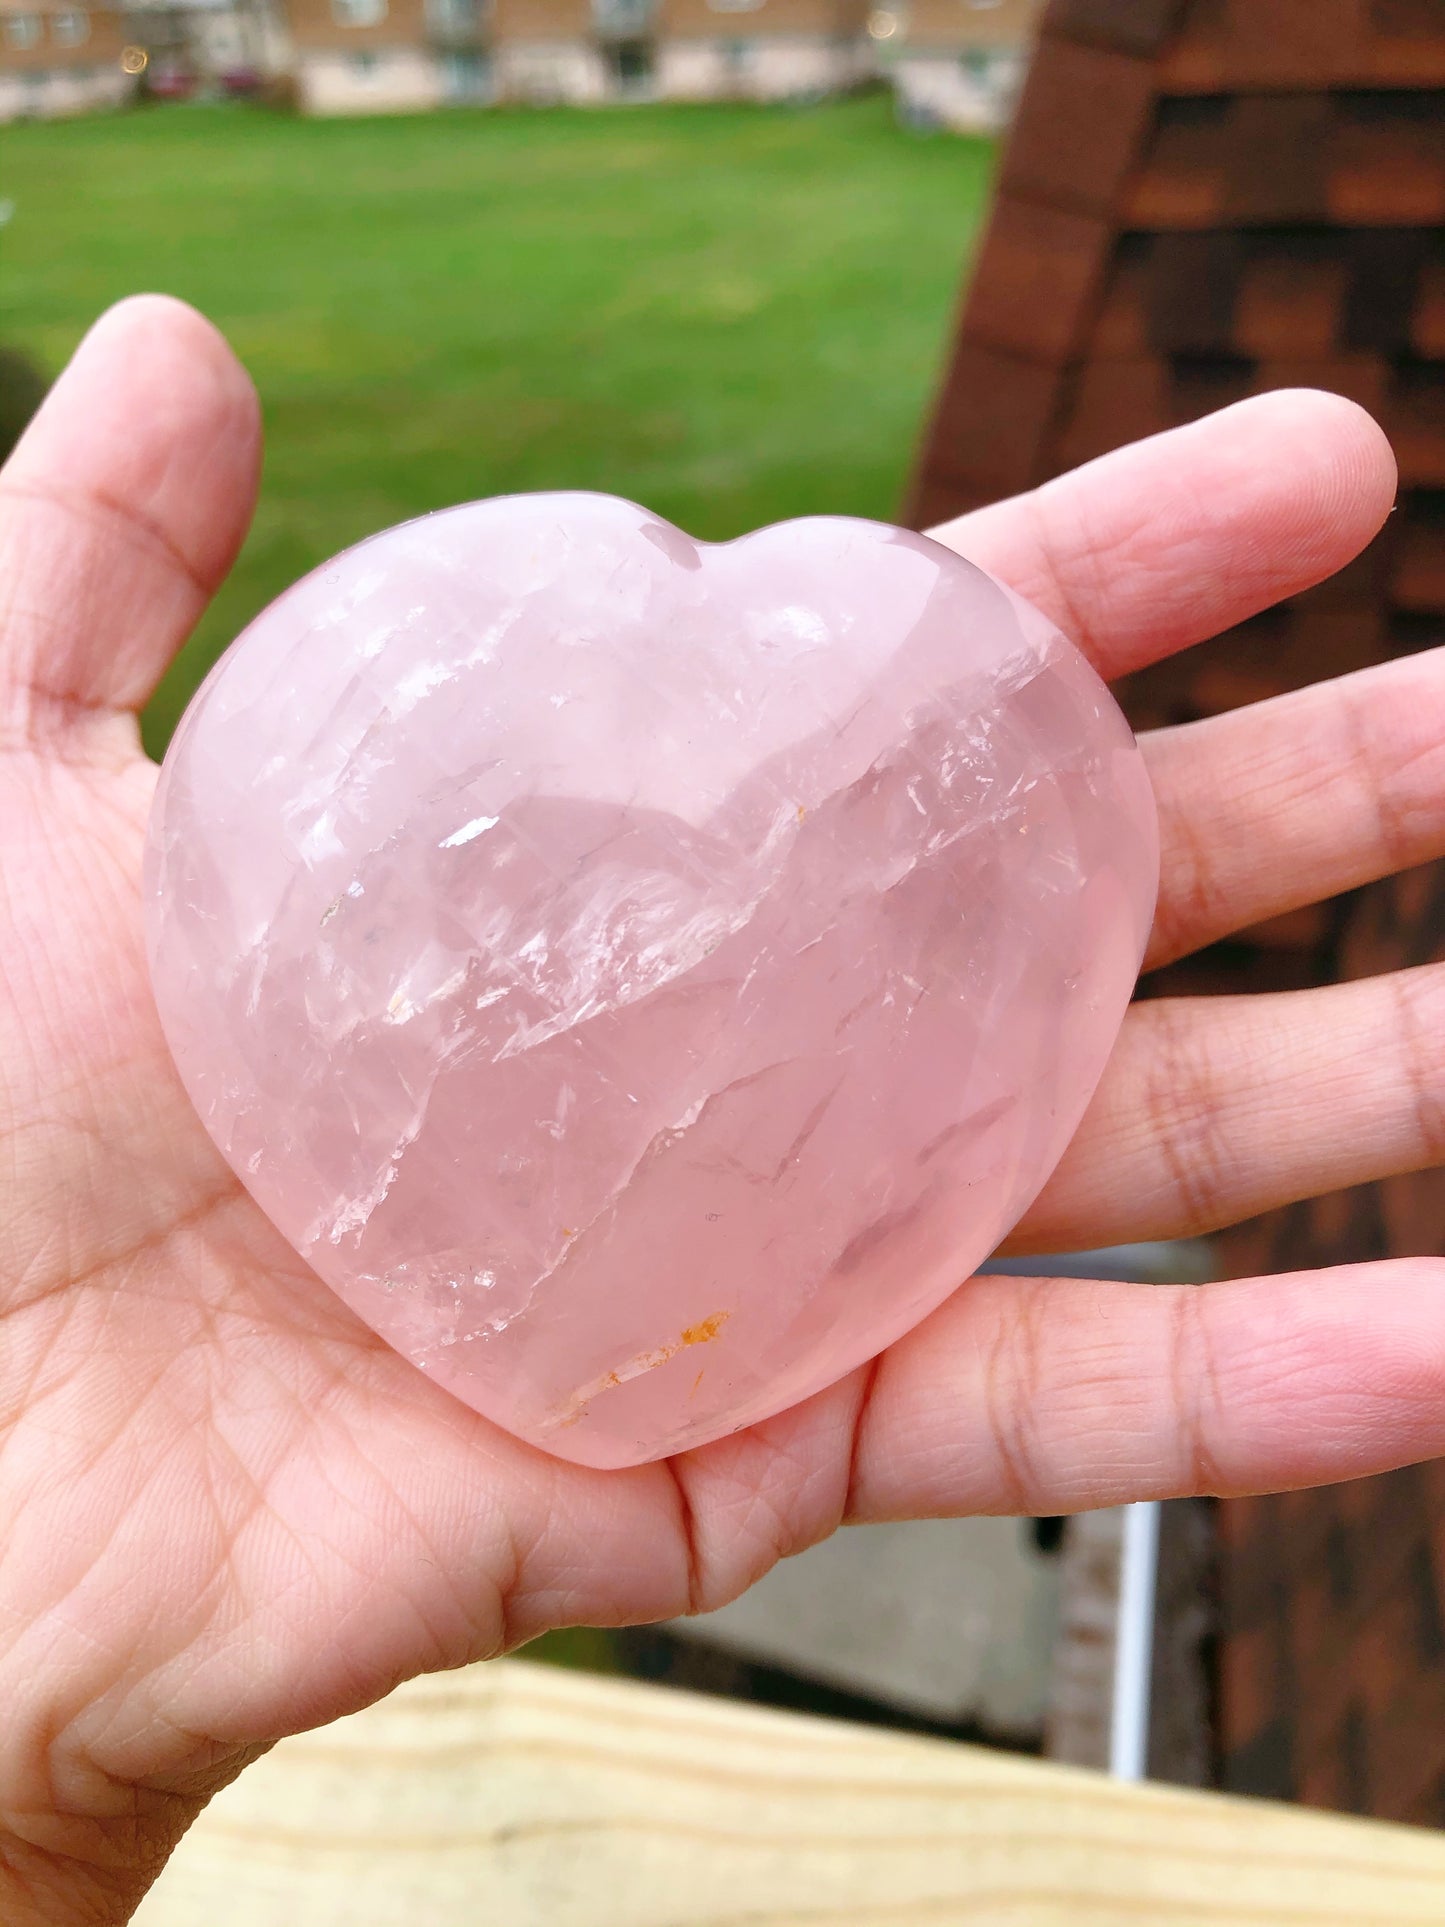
[909,0,1445,1822]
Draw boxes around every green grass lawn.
[4,94,992,751]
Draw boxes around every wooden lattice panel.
[909,0,1445,1819]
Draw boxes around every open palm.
[3,299,1441,1925]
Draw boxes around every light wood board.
[133,1658,1445,1926]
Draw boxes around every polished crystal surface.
[145,495,1158,1468]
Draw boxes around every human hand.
[0,298,1430,1923]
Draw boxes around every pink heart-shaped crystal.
[145,494,1158,1468]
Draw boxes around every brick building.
[656,0,869,103]
[911,0,1445,1825]
[0,0,134,117]
[287,0,644,112]
[286,0,874,111]
[0,0,1031,113]
[287,0,487,111]
[119,0,289,90]
[490,0,617,106]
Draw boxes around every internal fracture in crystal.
[145,495,1159,1468]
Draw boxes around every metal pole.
[1109,1498,1160,1782]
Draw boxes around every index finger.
[926,388,1397,684]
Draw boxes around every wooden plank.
[962,195,1114,364]
[132,1657,1445,1926]
[1225,95,1335,222]
[1389,365,1445,486]
[1090,236,1152,356]
[1042,0,1187,55]
[1129,101,1445,231]
[1156,0,1445,89]
[1126,99,1231,229]
[999,35,1158,216]
[1235,237,1347,357]
[1217,0,1369,87]
[1332,102,1445,226]
[1412,251,1445,357]
[913,339,1062,499]
[1145,231,1246,353]
[1393,513,1445,611]
[1051,355,1176,472]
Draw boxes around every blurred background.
[0,2,1031,750]
[7,0,1445,1839]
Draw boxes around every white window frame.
[3,11,43,48]
[52,7,90,43]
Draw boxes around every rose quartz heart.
[145,494,1157,1468]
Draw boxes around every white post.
[1108,1498,1160,1782]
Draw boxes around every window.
[441,44,489,98]
[593,0,651,31]
[3,12,42,47]
[604,33,651,81]
[52,7,89,42]
[426,0,483,34]
[332,0,386,27]
[707,0,764,13]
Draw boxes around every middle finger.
[1141,647,1445,971]
[1008,964,1445,1255]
